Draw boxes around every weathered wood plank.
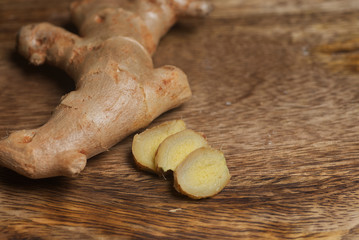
[1,0,359,239]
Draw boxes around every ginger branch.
[0,0,211,179]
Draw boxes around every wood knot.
[316,37,359,72]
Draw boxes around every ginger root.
[0,0,212,179]
[132,120,186,172]
[174,147,231,199]
[155,129,208,174]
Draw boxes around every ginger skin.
[0,0,211,179]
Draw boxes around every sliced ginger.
[174,147,231,199]
[132,120,186,172]
[132,120,230,199]
[155,129,208,174]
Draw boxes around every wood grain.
[1,0,359,239]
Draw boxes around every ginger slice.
[132,120,186,172]
[174,147,231,199]
[155,129,208,174]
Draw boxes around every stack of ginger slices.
[132,120,231,199]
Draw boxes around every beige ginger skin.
[0,0,211,179]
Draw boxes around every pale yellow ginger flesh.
[174,147,231,199]
[0,0,213,179]
[132,120,230,199]
[132,120,186,172]
[155,129,208,174]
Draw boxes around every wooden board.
[1,0,359,239]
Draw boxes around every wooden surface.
[1,0,359,239]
